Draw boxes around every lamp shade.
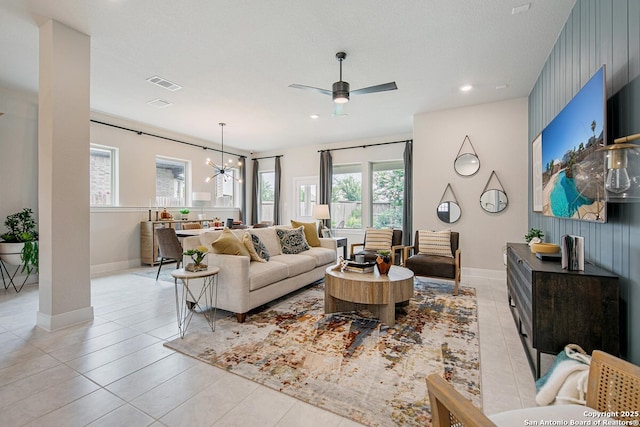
[192,192,211,202]
[312,204,330,220]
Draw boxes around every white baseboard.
[37,305,94,331]
[462,267,506,281]
[91,259,142,276]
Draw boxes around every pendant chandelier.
[205,122,242,183]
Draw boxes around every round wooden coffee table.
[324,265,414,326]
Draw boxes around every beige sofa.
[181,227,337,322]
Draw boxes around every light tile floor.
[0,268,538,426]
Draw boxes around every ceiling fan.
[289,52,397,115]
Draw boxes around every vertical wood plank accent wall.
[528,0,640,363]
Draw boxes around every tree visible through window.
[259,171,275,222]
[331,164,362,229]
[372,161,404,228]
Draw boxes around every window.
[212,168,240,207]
[371,161,404,228]
[298,182,316,218]
[259,171,275,222]
[90,144,117,206]
[331,164,362,229]
[156,156,188,207]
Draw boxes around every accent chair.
[350,228,403,265]
[403,230,460,295]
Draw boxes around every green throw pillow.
[290,220,321,247]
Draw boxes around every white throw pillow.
[363,228,393,251]
[418,230,453,258]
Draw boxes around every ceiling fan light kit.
[290,51,397,109]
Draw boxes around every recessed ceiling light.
[310,114,319,119]
[512,3,531,15]
[146,98,172,108]
[460,85,473,92]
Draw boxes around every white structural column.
[37,20,93,330]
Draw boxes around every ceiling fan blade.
[289,84,332,96]
[350,82,398,96]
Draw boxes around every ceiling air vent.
[146,75,182,91]
[146,98,173,108]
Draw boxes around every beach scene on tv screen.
[541,67,606,222]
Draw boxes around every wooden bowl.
[531,243,560,254]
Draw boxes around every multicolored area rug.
[164,280,480,426]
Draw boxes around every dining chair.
[155,227,183,281]
[181,222,202,230]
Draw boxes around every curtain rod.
[251,154,283,161]
[90,119,247,158]
[317,139,412,153]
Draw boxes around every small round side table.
[171,267,220,338]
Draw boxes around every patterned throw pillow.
[249,232,270,261]
[418,230,453,258]
[242,232,268,263]
[276,226,310,254]
[211,228,251,257]
[363,228,394,251]
[290,220,321,247]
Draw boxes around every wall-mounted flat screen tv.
[540,65,607,222]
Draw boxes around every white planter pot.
[0,241,25,265]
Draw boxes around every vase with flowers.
[375,249,392,275]
[183,245,209,272]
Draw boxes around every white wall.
[0,94,248,275]
[413,98,529,271]
[0,87,39,223]
[0,87,39,284]
[88,112,249,273]
[2,84,529,276]
[254,132,412,246]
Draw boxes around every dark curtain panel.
[240,157,247,224]
[403,141,413,246]
[274,156,282,225]
[251,158,259,225]
[319,151,333,230]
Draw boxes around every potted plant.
[179,208,190,220]
[375,249,392,275]
[183,245,209,272]
[524,228,544,245]
[0,208,39,274]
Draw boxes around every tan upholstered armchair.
[403,230,460,295]
[349,228,403,265]
[426,350,640,427]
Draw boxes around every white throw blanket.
[535,344,591,406]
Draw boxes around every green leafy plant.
[1,208,39,273]
[376,249,391,256]
[524,228,544,243]
[183,245,209,265]
[179,208,190,215]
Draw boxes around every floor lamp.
[312,204,331,237]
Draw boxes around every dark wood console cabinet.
[506,243,619,378]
